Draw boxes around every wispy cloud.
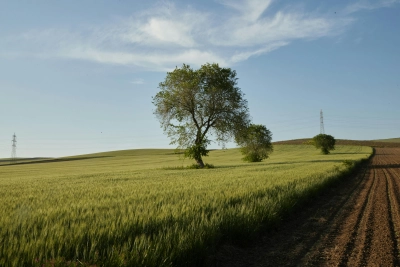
[64,47,227,71]
[3,0,391,71]
[130,79,145,85]
[344,0,399,14]
[230,41,289,63]
[218,0,274,22]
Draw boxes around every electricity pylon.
[320,110,325,134]
[11,133,17,163]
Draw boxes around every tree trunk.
[195,157,205,168]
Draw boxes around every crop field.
[0,145,371,266]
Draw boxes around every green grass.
[0,145,372,266]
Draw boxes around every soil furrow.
[342,167,378,266]
[362,167,394,266]
[287,166,372,266]
[298,166,371,266]
[332,167,376,266]
[384,168,400,265]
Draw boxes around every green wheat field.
[0,145,372,266]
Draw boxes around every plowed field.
[212,147,400,266]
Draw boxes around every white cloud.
[211,12,352,47]
[142,18,194,47]
[130,79,145,85]
[64,47,227,71]
[219,0,274,22]
[344,0,399,14]
[230,41,289,63]
[4,0,392,71]
[118,5,209,48]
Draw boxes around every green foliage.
[313,134,336,154]
[183,140,210,162]
[0,146,372,266]
[236,124,273,162]
[152,63,250,167]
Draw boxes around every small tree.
[313,134,336,154]
[236,124,273,162]
[153,63,250,168]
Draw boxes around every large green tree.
[313,134,336,154]
[236,124,273,162]
[152,63,250,168]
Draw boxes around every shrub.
[236,124,273,162]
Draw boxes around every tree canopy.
[236,124,273,162]
[152,63,250,168]
[313,134,336,154]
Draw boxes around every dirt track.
[212,147,400,266]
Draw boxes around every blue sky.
[1,0,399,158]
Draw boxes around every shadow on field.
[207,154,373,267]
[203,159,347,169]
[3,156,114,167]
[0,158,51,165]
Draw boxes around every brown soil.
[210,147,400,266]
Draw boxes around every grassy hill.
[374,138,400,143]
[0,157,52,166]
[274,138,400,147]
[0,145,372,266]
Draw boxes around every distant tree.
[152,63,250,168]
[313,134,336,154]
[236,124,273,162]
